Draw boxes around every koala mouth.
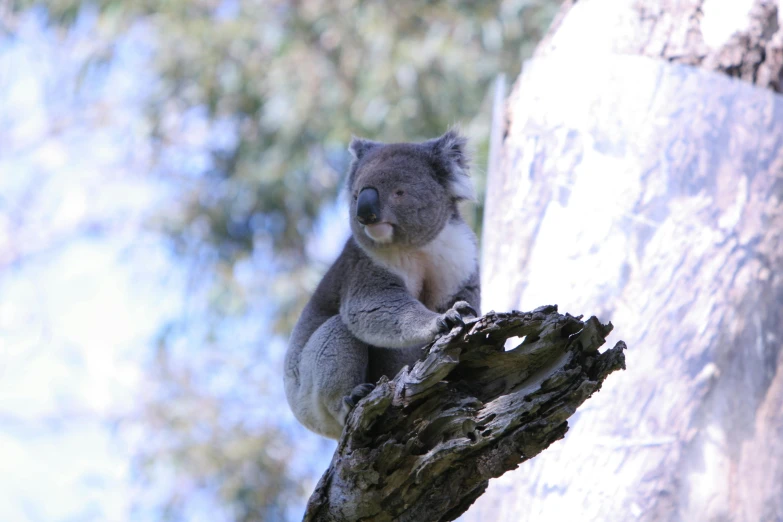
[363,223,394,243]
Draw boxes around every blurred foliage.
[135,340,304,521]
[10,0,559,519]
[14,0,559,330]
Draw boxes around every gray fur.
[284,130,481,439]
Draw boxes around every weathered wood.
[304,307,625,521]
[473,1,783,520]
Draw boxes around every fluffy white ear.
[348,137,382,160]
[428,129,475,201]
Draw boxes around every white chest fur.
[370,221,477,310]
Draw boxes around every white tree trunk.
[471,1,783,520]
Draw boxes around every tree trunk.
[471,1,783,521]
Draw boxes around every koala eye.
[395,190,405,197]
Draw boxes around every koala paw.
[435,300,478,335]
[342,382,376,410]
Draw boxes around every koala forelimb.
[284,130,481,439]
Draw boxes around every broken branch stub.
[304,305,626,522]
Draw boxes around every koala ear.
[346,136,382,193]
[427,129,475,201]
[348,137,382,160]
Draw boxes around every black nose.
[356,187,381,225]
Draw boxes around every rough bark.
[472,1,783,520]
[535,0,783,93]
[303,307,626,521]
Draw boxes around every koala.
[283,129,481,439]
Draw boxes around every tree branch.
[304,305,627,522]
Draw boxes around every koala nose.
[356,187,381,225]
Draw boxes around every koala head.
[346,129,474,251]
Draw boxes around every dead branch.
[304,305,626,522]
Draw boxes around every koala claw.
[435,301,477,334]
[342,382,376,409]
[452,301,477,319]
[437,310,464,332]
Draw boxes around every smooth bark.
[472,1,783,520]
